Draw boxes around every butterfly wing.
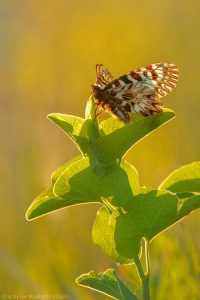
[103,62,179,121]
[95,64,114,88]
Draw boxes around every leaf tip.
[47,113,57,121]
[162,108,176,118]
[85,96,97,120]
[25,208,32,221]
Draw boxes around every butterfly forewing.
[92,63,179,123]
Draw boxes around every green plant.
[26,96,200,299]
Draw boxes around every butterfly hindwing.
[95,64,114,88]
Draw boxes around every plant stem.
[134,241,150,300]
[145,240,150,275]
[102,198,115,212]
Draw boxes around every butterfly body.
[92,63,179,123]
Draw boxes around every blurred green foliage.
[1,0,200,299]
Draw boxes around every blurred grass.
[0,0,200,299]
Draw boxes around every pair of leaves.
[26,98,174,220]
[93,162,200,261]
[79,162,200,299]
[26,156,140,220]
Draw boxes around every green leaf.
[159,161,200,193]
[105,190,200,259]
[53,156,101,201]
[26,156,83,220]
[84,96,101,141]
[48,113,90,154]
[48,97,102,152]
[92,207,132,264]
[99,117,126,136]
[51,156,82,184]
[76,269,138,300]
[54,158,140,207]
[27,157,140,220]
[85,95,97,120]
[177,194,200,218]
[90,109,175,164]
[99,114,142,136]
[26,188,66,221]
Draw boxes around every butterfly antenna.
[96,64,103,75]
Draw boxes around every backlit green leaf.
[159,161,200,193]
[27,157,140,220]
[105,190,200,259]
[76,269,138,300]
[92,207,132,264]
[91,109,175,165]
[54,158,140,207]
[48,113,89,154]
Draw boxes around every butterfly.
[91,63,179,123]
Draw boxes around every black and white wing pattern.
[92,63,179,123]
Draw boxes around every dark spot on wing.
[124,103,131,111]
[122,93,133,100]
[120,75,133,84]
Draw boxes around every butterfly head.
[91,84,104,104]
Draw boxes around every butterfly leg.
[112,106,130,123]
[93,104,105,122]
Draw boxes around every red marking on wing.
[114,80,120,87]
[147,64,153,71]
[131,72,141,79]
[146,64,158,79]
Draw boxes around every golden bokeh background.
[1,0,200,299]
